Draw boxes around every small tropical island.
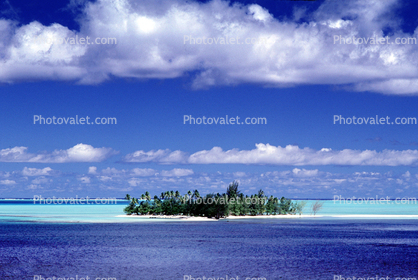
[123,181,313,219]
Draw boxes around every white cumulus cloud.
[22,167,54,176]
[0,0,418,94]
[131,168,158,177]
[160,168,194,177]
[0,144,118,163]
[123,143,418,166]
[123,149,188,164]
[88,166,97,174]
[0,179,16,185]
[79,176,91,184]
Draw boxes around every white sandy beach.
[226,214,418,219]
[116,214,418,220]
[115,214,219,221]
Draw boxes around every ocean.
[1,200,418,280]
[1,199,417,223]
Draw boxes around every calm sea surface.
[1,200,418,280]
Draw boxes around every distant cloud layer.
[123,143,418,166]
[1,165,416,198]
[2,143,418,166]
[1,0,418,94]
[0,144,118,163]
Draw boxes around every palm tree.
[226,181,240,198]
[193,190,200,199]
[131,197,138,205]
[145,191,151,201]
[125,194,131,201]
[183,190,192,203]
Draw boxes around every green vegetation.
[123,181,306,219]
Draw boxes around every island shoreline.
[115,214,418,220]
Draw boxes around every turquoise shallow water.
[315,199,418,215]
[0,199,417,223]
[2,200,418,279]
[0,199,143,223]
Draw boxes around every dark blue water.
[1,219,418,280]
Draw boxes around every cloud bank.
[2,143,417,166]
[123,143,418,166]
[1,0,418,94]
[0,144,118,163]
[1,165,416,198]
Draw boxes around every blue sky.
[1,0,418,199]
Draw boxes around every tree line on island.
[124,181,323,219]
